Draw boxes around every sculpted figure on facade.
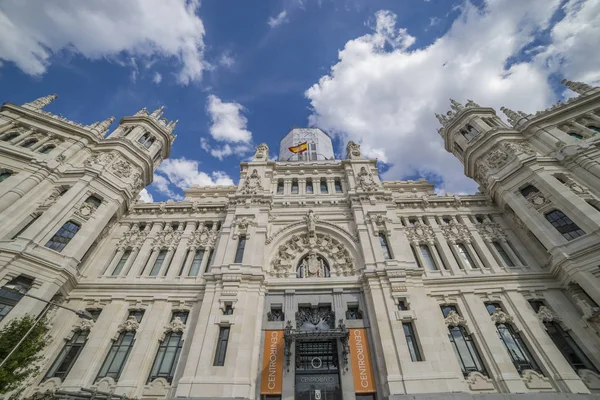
[159,316,186,342]
[240,169,263,195]
[346,141,362,159]
[113,315,140,340]
[490,308,513,324]
[304,209,318,236]
[444,310,467,327]
[298,250,327,278]
[357,166,378,192]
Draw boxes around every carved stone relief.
[296,307,335,330]
[490,308,513,324]
[240,169,264,195]
[536,306,560,323]
[404,221,436,244]
[110,159,133,178]
[475,221,507,242]
[117,224,149,251]
[346,141,362,159]
[366,213,392,236]
[297,250,328,278]
[159,317,185,342]
[440,221,472,244]
[525,191,551,210]
[444,310,467,327]
[112,316,140,340]
[152,224,182,250]
[253,143,269,161]
[271,232,354,278]
[233,216,257,239]
[356,167,379,192]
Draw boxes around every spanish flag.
[288,141,308,153]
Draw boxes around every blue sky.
[0,0,598,202]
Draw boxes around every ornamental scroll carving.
[346,141,362,159]
[72,319,94,333]
[296,307,335,330]
[187,225,218,249]
[366,213,392,236]
[233,216,257,239]
[404,221,435,244]
[440,221,472,244]
[475,221,507,242]
[112,316,140,340]
[490,308,513,324]
[240,169,263,195]
[536,306,560,323]
[357,167,379,192]
[159,317,185,342]
[444,310,467,327]
[110,159,133,178]
[271,232,354,278]
[525,191,551,210]
[297,250,329,278]
[117,224,149,251]
[84,151,116,167]
[75,200,100,221]
[152,224,182,250]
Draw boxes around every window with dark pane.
[496,322,540,374]
[149,249,167,276]
[148,312,188,383]
[403,322,423,361]
[39,145,55,154]
[205,249,215,273]
[291,179,299,194]
[223,304,234,315]
[306,179,313,194]
[112,250,131,276]
[45,221,81,252]
[276,179,284,194]
[21,139,38,148]
[346,306,362,320]
[334,179,342,193]
[320,179,328,193]
[544,210,585,240]
[0,171,13,182]
[96,331,136,381]
[441,306,487,376]
[397,300,409,311]
[213,327,230,366]
[379,233,392,260]
[0,276,33,322]
[493,242,514,266]
[45,330,89,380]
[1,132,18,141]
[528,300,545,313]
[411,246,423,269]
[234,235,246,264]
[188,249,205,276]
[456,243,476,268]
[544,321,597,373]
[419,245,437,271]
[520,184,539,198]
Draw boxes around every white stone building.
[0,81,600,400]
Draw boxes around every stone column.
[462,215,503,273]
[129,223,162,277]
[11,129,35,144]
[461,293,527,392]
[283,179,291,195]
[504,291,590,393]
[118,301,171,396]
[121,248,140,277]
[0,121,17,135]
[569,120,596,138]
[429,218,462,274]
[298,178,306,195]
[143,249,160,276]
[0,166,51,212]
[31,136,54,151]
[327,178,335,194]
[104,249,125,276]
[572,271,600,306]
[167,222,195,278]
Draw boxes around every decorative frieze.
[404,221,436,244]
[117,223,149,251]
[152,224,182,250]
[187,225,218,249]
[444,310,467,327]
[440,221,472,244]
[474,221,507,242]
[113,316,140,340]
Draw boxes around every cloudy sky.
[1,0,598,202]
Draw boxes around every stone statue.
[346,141,362,159]
[254,143,269,161]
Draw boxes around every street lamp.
[0,285,93,369]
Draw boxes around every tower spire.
[500,106,522,126]
[92,116,115,135]
[561,79,594,95]
[166,119,178,132]
[151,106,164,118]
[22,94,58,110]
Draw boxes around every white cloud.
[138,188,154,203]
[267,10,288,28]
[305,1,600,193]
[218,52,235,68]
[153,72,162,84]
[201,95,253,160]
[153,157,234,200]
[0,0,207,84]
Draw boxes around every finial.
[465,99,480,108]
[96,116,115,133]
[22,94,58,110]
[135,107,148,116]
[561,79,594,95]
[449,99,463,112]
[151,106,165,118]
[435,113,448,126]
[500,106,521,126]
[166,119,178,132]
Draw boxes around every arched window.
[544,210,585,241]
[38,145,55,154]
[568,132,583,140]
[0,171,13,182]
[45,220,81,252]
[1,132,19,142]
[20,139,38,148]
[587,126,600,134]
[296,252,330,278]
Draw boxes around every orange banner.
[348,328,376,393]
[260,330,284,394]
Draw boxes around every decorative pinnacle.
[449,99,463,112]
[96,116,115,132]
[135,107,148,116]
[500,106,521,126]
[166,119,178,132]
[465,99,480,108]
[22,94,58,110]
[151,106,165,118]
[561,79,594,95]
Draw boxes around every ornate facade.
[0,81,600,400]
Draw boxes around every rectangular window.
[213,327,230,366]
[205,249,215,272]
[456,243,476,268]
[493,242,514,267]
[520,184,539,198]
[346,306,362,320]
[234,235,246,264]
[188,249,205,276]
[276,180,284,194]
[419,245,437,271]
[149,250,167,276]
[148,312,188,383]
[0,276,33,322]
[291,179,299,194]
[320,179,328,194]
[411,246,423,268]
[112,250,131,276]
[306,179,313,193]
[434,245,448,270]
[45,221,81,252]
[441,306,487,376]
[379,233,392,259]
[397,300,409,311]
[97,311,140,381]
[403,322,423,361]
[544,321,597,372]
[334,179,342,193]
[45,330,89,380]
